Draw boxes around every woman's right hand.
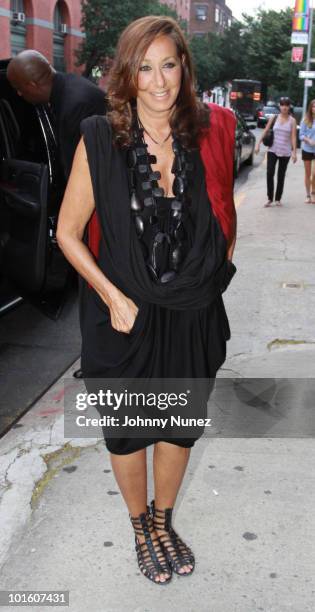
[255,143,260,155]
[106,290,139,333]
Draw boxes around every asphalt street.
[0,287,80,437]
[0,135,315,612]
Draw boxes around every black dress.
[80,116,232,455]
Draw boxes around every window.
[195,5,208,21]
[53,1,66,72]
[215,7,219,23]
[10,0,26,56]
[11,0,24,12]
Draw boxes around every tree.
[190,33,224,92]
[242,9,293,93]
[218,21,247,83]
[76,0,179,77]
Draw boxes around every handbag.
[262,115,277,147]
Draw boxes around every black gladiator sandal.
[150,500,195,576]
[129,508,172,585]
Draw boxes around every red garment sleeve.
[88,209,101,260]
[200,103,237,248]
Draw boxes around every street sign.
[292,46,304,62]
[305,79,313,86]
[299,70,315,78]
[291,32,309,44]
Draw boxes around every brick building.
[0,0,84,72]
[161,0,233,35]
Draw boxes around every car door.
[0,62,68,318]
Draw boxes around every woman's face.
[280,103,290,115]
[311,101,315,114]
[136,35,182,115]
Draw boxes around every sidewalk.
[0,153,314,612]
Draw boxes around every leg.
[304,160,312,202]
[152,442,194,575]
[110,448,147,516]
[275,156,290,203]
[153,442,191,509]
[266,151,277,204]
[110,449,171,584]
[311,158,315,200]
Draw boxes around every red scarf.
[88,103,236,258]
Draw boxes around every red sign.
[292,47,304,62]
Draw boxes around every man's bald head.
[7,50,56,104]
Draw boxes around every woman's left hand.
[291,152,297,164]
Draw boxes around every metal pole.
[303,1,314,116]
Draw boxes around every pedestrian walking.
[56,16,237,586]
[299,98,315,203]
[255,96,297,207]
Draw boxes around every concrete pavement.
[0,149,314,612]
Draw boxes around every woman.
[300,98,315,203]
[255,97,297,207]
[57,16,236,586]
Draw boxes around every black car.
[233,111,256,177]
[0,59,69,318]
[257,105,280,128]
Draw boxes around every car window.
[0,78,48,163]
[263,106,278,113]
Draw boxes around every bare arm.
[56,137,138,333]
[227,229,236,261]
[291,118,297,161]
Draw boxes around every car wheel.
[245,151,254,166]
[234,148,241,178]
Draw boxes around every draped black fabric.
[80,115,229,310]
[79,115,233,455]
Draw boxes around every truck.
[230,79,262,121]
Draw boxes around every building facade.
[161,0,233,35]
[0,0,84,72]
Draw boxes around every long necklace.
[138,117,172,147]
[126,112,194,284]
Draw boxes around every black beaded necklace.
[127,113,194,284]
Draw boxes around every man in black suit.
[7,50,106,377]
[7,50,106,180]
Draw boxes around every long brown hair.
[106,16,209,149]
[304,99,315,128]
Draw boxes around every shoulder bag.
[262,115,277,147]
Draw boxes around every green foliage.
[242,9,293,84]
[76,0,179,77]
[218,22,247,82]
[190,33,224,91]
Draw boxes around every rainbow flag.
[293,0,310,32]
[294,0,308,12]
[293,15,309,30]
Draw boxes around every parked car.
[234,110,256,177]
[0,59,68,318]
[256,104,280,128]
